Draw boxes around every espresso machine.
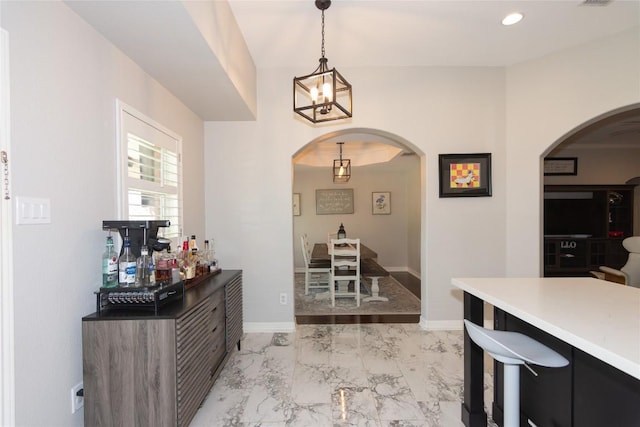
[102,220,171,258]
[98,220,183,314]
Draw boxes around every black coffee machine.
[102,220,171,258]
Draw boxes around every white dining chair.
[300,234,330,295]
[330,238,361,307]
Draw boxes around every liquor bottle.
[154,248,171,284]
[118,236,137,286]
[135,246,152,287]
[180,239,195,279]
[207,239,219,272]
[200,240,211,275]
[102,235,118,288]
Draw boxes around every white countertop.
[452,277,640,380]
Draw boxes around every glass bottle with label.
[135,246,152,287]
[154,248,171,284]
[102,235,118,288]
[118,236,137,286]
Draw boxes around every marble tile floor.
[191,323,497,427]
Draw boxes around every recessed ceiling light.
[502,12,524,26]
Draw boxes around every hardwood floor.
[296,271,421,325]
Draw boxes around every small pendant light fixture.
[333,142,351,183]
[293,0,353,124]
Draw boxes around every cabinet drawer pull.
[212,326,217,333]
[527,418,538,427]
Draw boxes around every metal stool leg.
[503,364,520,427]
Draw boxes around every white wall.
[407,156,422,276]
[1,2,205,425]
[293,155,419,271]
[505,29,640,277]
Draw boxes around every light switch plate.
[15,197,51,224]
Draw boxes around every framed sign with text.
[315,189,354,215]
[544,157,577,176]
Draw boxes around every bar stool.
[463,320,569,427]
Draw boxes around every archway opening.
[292,128,425,324]
[541,105,640,278]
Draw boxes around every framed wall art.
[544,157,577,176]
[315,189,354,214]
[439,153,492,198]
[372,191,391,215]
[292,193,301,216]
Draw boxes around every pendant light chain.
[321,9,326,59]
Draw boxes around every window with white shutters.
[117,101,183,241]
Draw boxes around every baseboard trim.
[419,318,463,330]
[384,267,421,280]
[243,322,296,333]
[406,267,420,279]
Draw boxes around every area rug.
[294,273,421,316]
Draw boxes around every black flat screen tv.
[543,191,607,237]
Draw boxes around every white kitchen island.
[452,277,640,427]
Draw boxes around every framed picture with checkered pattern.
[438,153,492,197]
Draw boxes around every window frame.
[116,100,183,242]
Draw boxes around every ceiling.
[66,0,640,155]
[228,0,638,69]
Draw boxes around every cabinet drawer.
[176,297,214,426]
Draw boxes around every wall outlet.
[279,293,287,305]
[71,382,84,414]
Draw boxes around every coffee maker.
[102,220,171,258]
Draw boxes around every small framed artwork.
[292,193,301,216]
[544,157,577,176]
[439,153,492,198]
[372,191,391,215]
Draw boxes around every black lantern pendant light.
[333,142,351,183]
[293,0,353,124]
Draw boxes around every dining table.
[311,243,378,263]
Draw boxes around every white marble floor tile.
[331,386,381,426]
[291,362,332,404]
[191,324,496,427]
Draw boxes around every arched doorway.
[541,105,640,277]
[291,128,425,324]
